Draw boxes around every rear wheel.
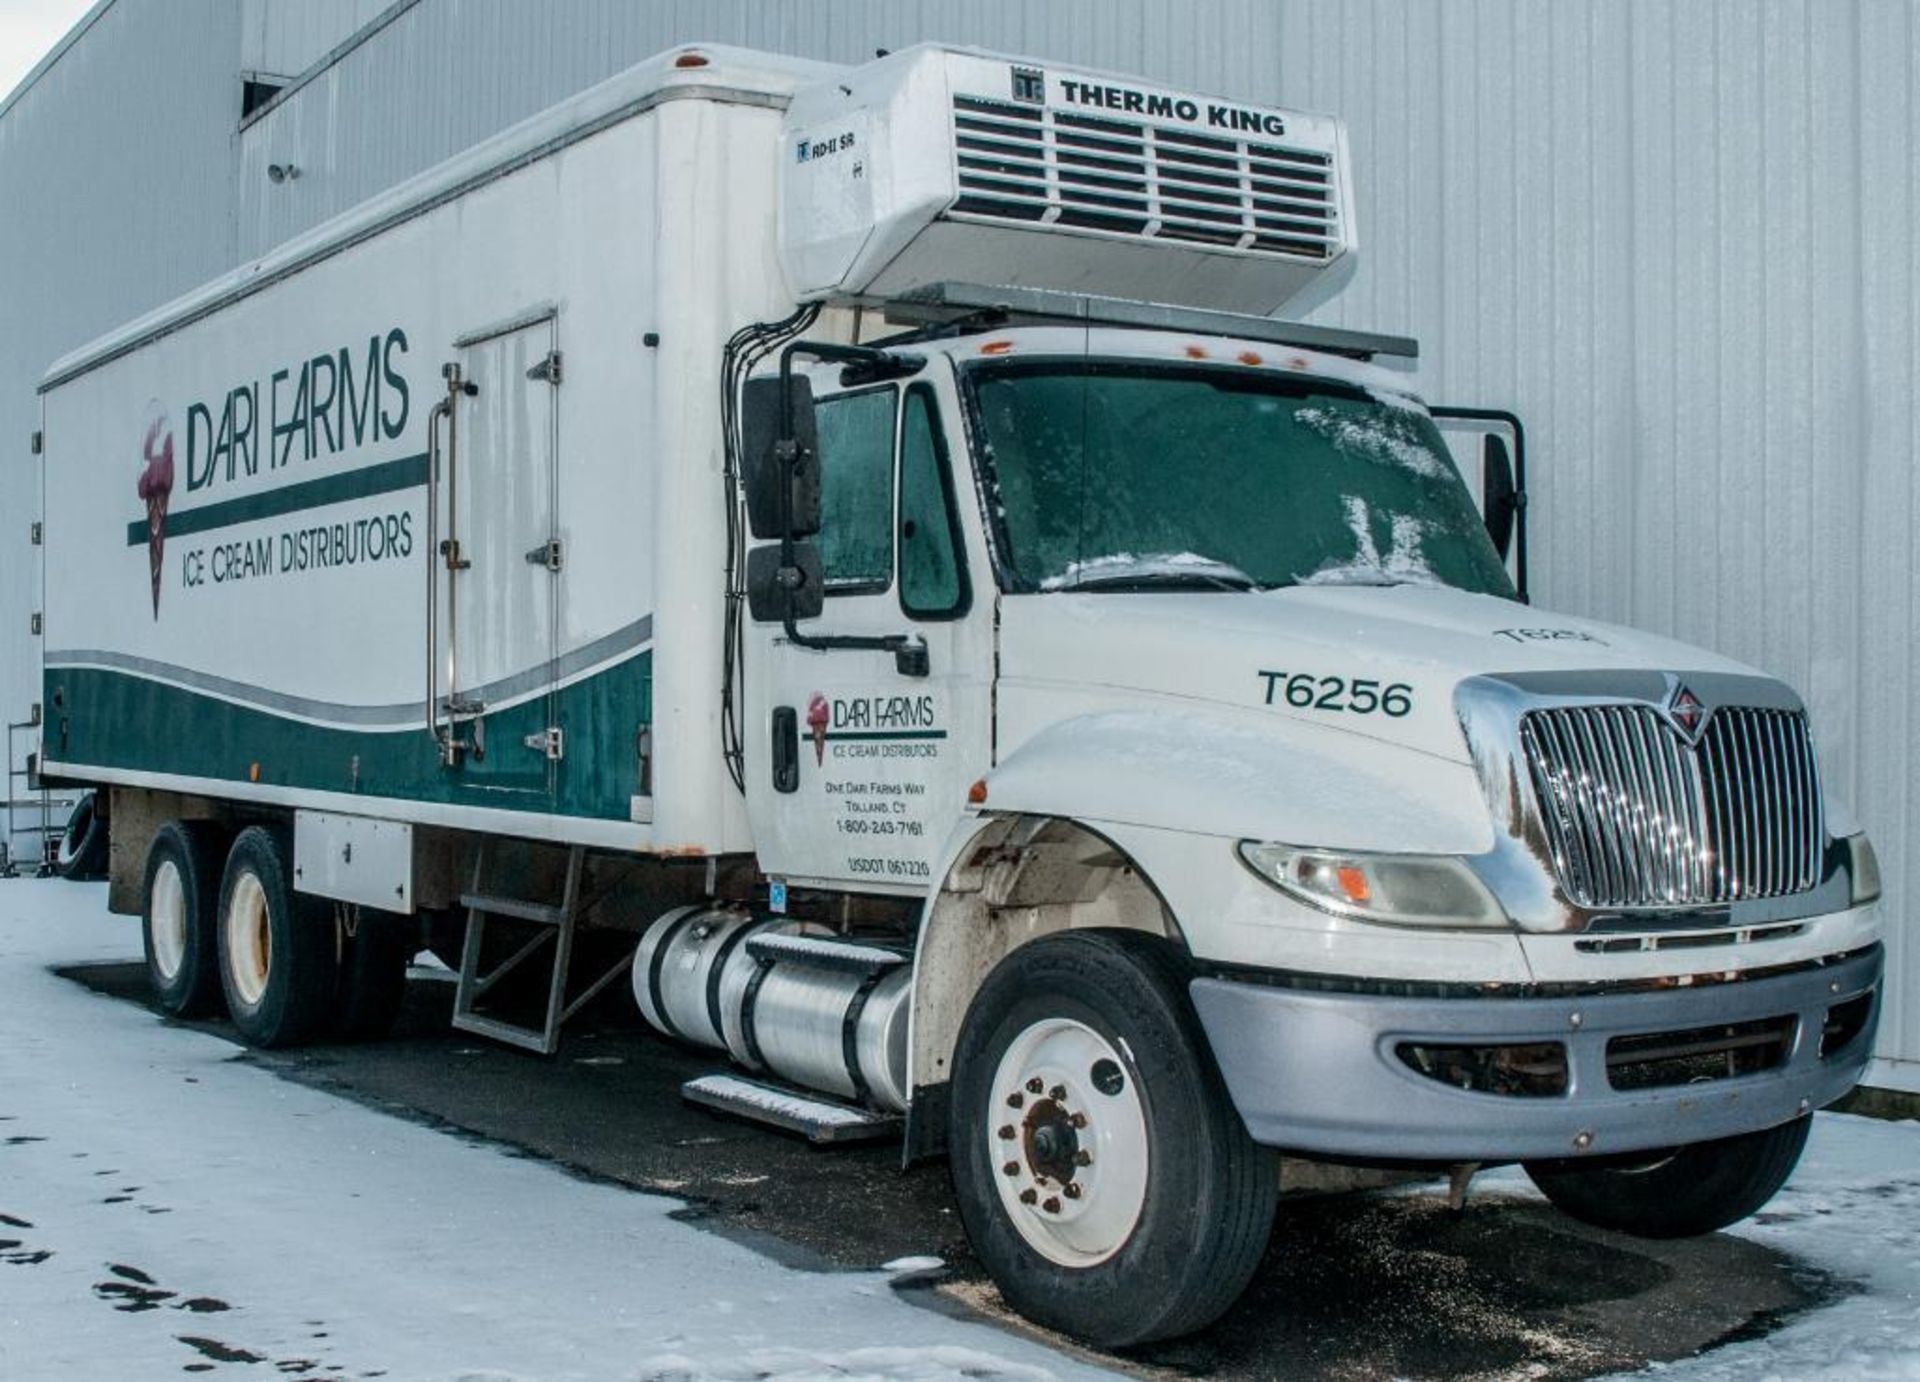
[141,821,226,1016]
[1524,1116,1812,1238]
[950,931,1277,1347]
[56,792,109,880]
[216,826,337,1048]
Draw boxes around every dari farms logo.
[136,402,175,619]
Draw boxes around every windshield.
[964,360,1516,598]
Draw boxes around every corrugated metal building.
[2,0,1913,1090]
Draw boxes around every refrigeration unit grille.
[949,95,1341,260]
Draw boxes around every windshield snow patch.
[1042,552,1235,591]
[1294,405,1449,479]
[1302,496,1441,588]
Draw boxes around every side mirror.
[742,375,820,539]
[746,542,825,623]
[1481,433,1517,561]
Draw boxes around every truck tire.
[141,820,227,1017]
[334,909,414,1039]
[216,826,338,1048]
[56,792,109,880]
[949,930,1277,1347]
[1524,1115,1812,1239]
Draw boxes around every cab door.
[744,374,993,891]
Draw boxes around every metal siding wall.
[1278,0,1915,1078]
[0,0,240,830]
[6,0,1912,1078]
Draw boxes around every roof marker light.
[674,51,710,68]
[1238,350,1263,366]
[1184,344,1209,359]
[979,340,1014,355]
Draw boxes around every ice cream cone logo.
[806,692,830,766]
[136,404,175,619]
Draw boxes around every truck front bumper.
[1189,944,1883,1162]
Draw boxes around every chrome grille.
[950,96,1341,260]
[1521,704,1824,910]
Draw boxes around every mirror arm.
[773,341,931,677]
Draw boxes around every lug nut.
[1064,1183,1083,1200]
[1003,1161,1020,1177]
[1026,1077,1044,1094]
[1019,1188,1037,1205]
[998,1125,1015,1141]
[1006,1092,1024,1109]
[1042,1197,1061,1214]
[1069,1112,1088,1129]
[1049,1084,1066,1102]
[1075,1149,1091,1166]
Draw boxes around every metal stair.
[451,841,631,1055]
[681,1073,903,1145]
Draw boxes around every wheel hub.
[987,1017,1149,1268]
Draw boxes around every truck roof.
[40,43,837,392]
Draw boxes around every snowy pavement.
[1,876,1916,1381]
[0,879,1106,1382]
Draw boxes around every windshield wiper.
[1046,554,1258,593]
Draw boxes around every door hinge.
[524,726,564,761]
[523,537,563,571]
[29,612,42,636]
[30,521,43,545]
[29,430,42,456]
[526,350,562,385]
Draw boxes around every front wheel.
[1524,1115,1812,1239]
[949,931,1277,1348]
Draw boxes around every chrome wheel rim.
[987,1017,1149,1267]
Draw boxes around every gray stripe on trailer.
[44,614,653,728]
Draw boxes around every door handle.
[771,706,799,794]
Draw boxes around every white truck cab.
[40,40,1883,1349]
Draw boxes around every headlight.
[1236,841,1508,929]
[1845,833,1882,906]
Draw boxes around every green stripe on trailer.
[44,653,651,823]
[126,452,429,545]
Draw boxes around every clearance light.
[1184,344,1209,359]
[674,51,710,68]
[967,778,989,805]
[1237,350,1263,366]
[1237,841,1508,929]
[978,340,1014,355]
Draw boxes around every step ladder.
[451,841,631,1055]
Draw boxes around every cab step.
[681,1073,903,1145]
[742,931,908,975]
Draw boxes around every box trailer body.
[36,43,1886,1349]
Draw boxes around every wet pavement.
[65,960,1850,1381]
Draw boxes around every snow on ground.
[3,876,1917,1381]
[0,879,1108,1382]
[1600,1113,1920,1381]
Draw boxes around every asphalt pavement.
[66,960,1848,1381]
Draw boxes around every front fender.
[980,708,1495,856]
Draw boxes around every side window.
[814,387,896,592]
[898,385,970,619]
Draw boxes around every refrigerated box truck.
[34,43,1885,1345]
